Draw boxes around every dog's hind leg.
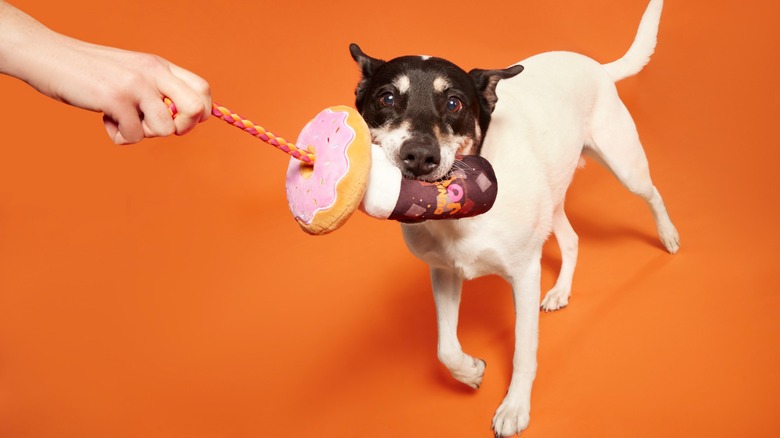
[541,206,579,311]
[431,267,486,389]
[586,94,680,254]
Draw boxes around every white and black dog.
[350,0,678,435]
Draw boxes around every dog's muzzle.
[399,136,441,178]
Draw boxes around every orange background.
[1,0,778,437]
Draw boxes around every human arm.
[0,0,211,144]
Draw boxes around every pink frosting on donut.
[286,109,356,225]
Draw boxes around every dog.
[350,0,679,435]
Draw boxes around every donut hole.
[297,161,315,179]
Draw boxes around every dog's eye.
[446,97,463,113]
[378,92,395,107]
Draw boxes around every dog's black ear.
[349,43,385,110]
[468,65,524,114]
[349,43,385,78]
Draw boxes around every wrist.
[0,2,61,82]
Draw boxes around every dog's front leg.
[492,254,542,437]
[431,267,486,389]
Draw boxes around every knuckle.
[152,122,176,137]
[112,70,145,98]
[175,94,207,120]
[192,77,211,97]
[134,52,166,71]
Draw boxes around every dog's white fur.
[397,0,679,435]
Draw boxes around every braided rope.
[165,98,315,164]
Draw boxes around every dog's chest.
[401,221,507,279]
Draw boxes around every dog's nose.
[400,139,441,178]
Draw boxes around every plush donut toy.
[285,106,371,234]
[166,99,498,234]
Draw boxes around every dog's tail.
[603,0,663,82]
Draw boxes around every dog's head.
[350,43,523,182]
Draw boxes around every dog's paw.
[492,399,530,437]
[659,224,680,254]
[541,285,570,312]
[443,355,486,389]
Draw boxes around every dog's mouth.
[402,168,451,183]
[396,148,455,183]
[399,158,454,182]
[369,127,476,182]
[398,136,475,182]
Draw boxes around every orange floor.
[1,0,778,437]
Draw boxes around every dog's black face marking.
[350,43,523,181]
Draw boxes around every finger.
[168,64,212,122]
[104,107,144,145]
[158,81,204,136]
[102,114,121,143]
[139,96,175,138]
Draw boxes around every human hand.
[0,1,211,144]
[33,41,212,145]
